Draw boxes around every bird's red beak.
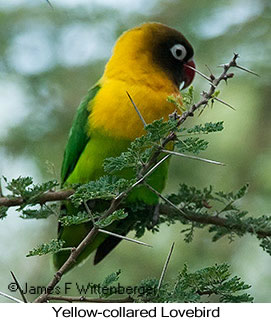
[183,59,196,89]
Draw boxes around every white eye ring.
[170,44,187,61]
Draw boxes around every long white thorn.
[98,228,152,248]
[161,149,225,166]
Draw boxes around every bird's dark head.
[145,22,195,89]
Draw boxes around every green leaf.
[260,237,271,256]
[215,184,249,202]
[0,206,8,219]
[20,208,54,220]
[71,176,132,207]
[4,176,33,197]
[20,204,59,220]
[168,183,214,209]
[181,224,195,243]
[167,86,194,112]
[59,211,91,226]
[99,270,121,298]
[212,90,221,98]
[187,121,224,134]
[102,269,121,287]
[104,150,140,174]
[175,137,209,154]
[167,95,183,111]
[145,118,178,142]
[182,85,194,108]
[95,209,128,228]
[26,239,65,257]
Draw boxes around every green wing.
[61,84,101,184]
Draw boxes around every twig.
[218,63,259,77]
[84,201,95,224]
[3,185,269,239]
[235,65,260,77]
[161,149,225,166]
[46,0,53,9]
[146,181,268,238]
[47,295,133,303]
[10,271,28,303]
[98,228,152,248]
[0,291,23,303]
[212,96,235,110]
[126,91,146,127]
[184,64,213,83]
[157,242,175,291]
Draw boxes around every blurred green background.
[0,0,270,302]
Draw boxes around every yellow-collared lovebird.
[54,22,195,269]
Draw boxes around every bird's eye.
[170,44,187,61]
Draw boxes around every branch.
[159,204,271,238]
[178,53,239,126]
[0,189,74,207]
[4,187,270,238]
[140,53,241,174]
[144,182,271,241]
[47,295,133,303]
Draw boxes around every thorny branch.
[1,184,270,239]
[141,53,241,172]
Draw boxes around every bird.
[53,22,195,270]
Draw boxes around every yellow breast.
[89,74,181,140]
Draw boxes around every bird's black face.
[151,28,195,89]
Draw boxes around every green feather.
[61,84,100,184]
